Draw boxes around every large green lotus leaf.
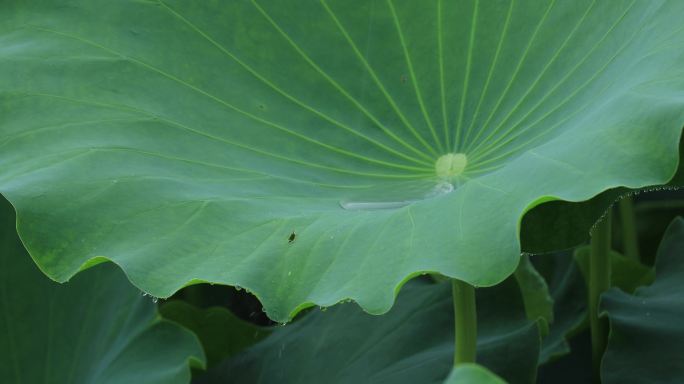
[600,217,684,384]
[0,197,205,383]
[195,278,540,384]
[1,1,684,321]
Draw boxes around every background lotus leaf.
[0,196,205,384]
[160,300,271,367]
[601,217,684,384]
[194,277,540,384]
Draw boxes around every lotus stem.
[452,278,477,366]
[589,211,612,383]
[619,196,639,261]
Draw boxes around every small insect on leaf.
[288,231,296,244]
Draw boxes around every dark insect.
[400,74,407,84]
[288,231,296,244]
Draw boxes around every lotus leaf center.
[435,153,467,179]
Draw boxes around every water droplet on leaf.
[339,180,454,211]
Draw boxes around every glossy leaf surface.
[2,0,684,320]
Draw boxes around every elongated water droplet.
[339,200,411,210]
[339,181,454,211]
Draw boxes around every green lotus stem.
[589,211,612,382]
[619,196,640,261]
[452,278,477,366]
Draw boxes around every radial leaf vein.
[464,0,556,152]
[387,0,444,153]
[157,0,432,168]
[0,118,151,149]
[437,0,450,150]
[469,0,638,164]
[250,0,436,162]
[29,27,433,175]
[453,0,479,152]
[459,0,514,151]
[22,92,431,181]
[468,0,596,156]
[319,0,440,157]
